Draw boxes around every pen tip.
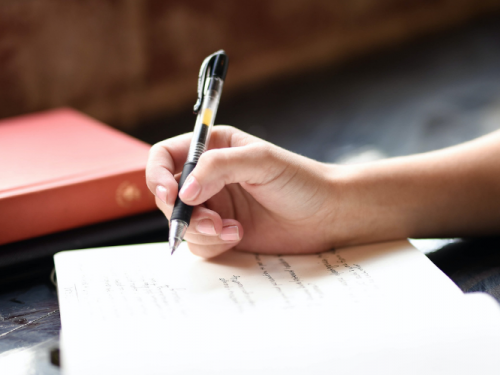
[169,238,182,255]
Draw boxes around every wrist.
[322,161,413,247]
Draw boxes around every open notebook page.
[55,241,500,374]
[55,240,462,324]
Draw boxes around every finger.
[207,125,260,150]
[146,133,193,205]
[185,218,243,243]
[186,206,223,236]
[186,219,244,258]
[156,196,235,241]
[155,196,171,224]
[147,126,256,206]
[179,142,290,206]
[155,195,213,223]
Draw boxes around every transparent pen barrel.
[187,78,223,163]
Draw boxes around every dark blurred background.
[1,0,500,152]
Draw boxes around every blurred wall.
[1,0,499,129]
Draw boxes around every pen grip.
[171,162,197,224]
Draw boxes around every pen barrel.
[187,78,223,163]
[172,78,224,226]
[170,162,197,224]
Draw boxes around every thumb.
[178,143,288,205]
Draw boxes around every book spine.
[0,170,158,246]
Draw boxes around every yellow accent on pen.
[202,108,213,126]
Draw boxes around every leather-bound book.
[0,108,157,246]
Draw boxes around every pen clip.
[193,50,225,115]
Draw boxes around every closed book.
[0,108,157,246]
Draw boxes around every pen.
[169,50,229,255]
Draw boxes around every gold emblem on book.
[116,181,142,207]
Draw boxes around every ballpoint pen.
[169,50,229,255]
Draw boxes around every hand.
[149,126,500,258]
[146,126,342,258]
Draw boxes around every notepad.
[55,241,500,375]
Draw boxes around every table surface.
[2,15,500,375]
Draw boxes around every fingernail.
[196,219,216,235]
[179,176,201,201]
[220,226,240,241]
[155,185,167,204]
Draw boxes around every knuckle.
[148,142,164,156]
[250,142,273,159]
[145,163,155,178]
[145,169,160,188]
[199,150,223,171]
[229,127,253,146]
[217,124,237,132]
[145,169,161,189]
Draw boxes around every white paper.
[55,241,461,324]
[55,241,500,375]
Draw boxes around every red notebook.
[0,109,158,246]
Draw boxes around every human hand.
[146,126,345,258]
[149,127,500,257]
